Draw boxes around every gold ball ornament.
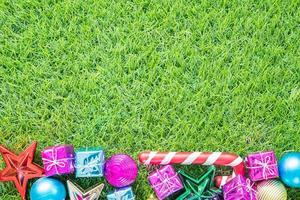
[257,180,287,200]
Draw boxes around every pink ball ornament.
[104,154,138,188]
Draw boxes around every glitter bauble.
[104,154,138,188]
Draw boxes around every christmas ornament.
[75,147,105,177]
[256,180,287,200]
[138,151,245,187]
[245,151,278,182]
[107,186,135,200]
[41,145,75,176]
[223,175,257,200]
[67,180,104,200]
[30,177,66,200]
[278,152,300,188]
[105,154,138,188]
[148,165,183,200]
[0,142,44,200]
[176,166,216,200]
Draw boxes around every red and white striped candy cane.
[138,151,245,187]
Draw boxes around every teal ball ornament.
[257,180,287,200]
[30,177,66,200]
[279,152,300,188]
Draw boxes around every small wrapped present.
[75,147,105,177]
[223,175,257,200]
[41,145,75,176]
[245,151,279,182]
[148,165,183,200]
[107,186,135,200]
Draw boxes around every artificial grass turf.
[0,0,300,199]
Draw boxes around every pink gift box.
[41,145,75,176]
[245,151,279,182]
[148,165,183,200]
[223,175,257,200]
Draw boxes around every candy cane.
[138,151,245,187]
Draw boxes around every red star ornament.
[0,142,44,200]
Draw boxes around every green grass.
[0,0,300,199]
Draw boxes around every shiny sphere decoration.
[278,152,300,188]
[256,180,287,200]
[30,177,66,200]
[104,154,138,188]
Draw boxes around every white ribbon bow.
[224,177,256,200]
[248,154,277,179]
[76,157,102,174]
[42,148,73,174]
[112,189,135,200]
[152,170,180,195]
[245,179,257,200]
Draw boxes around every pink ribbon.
[42,148,73,174]
[247,154,277,179]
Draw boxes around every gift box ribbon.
[247,154,277,179]
[76,158,102,175]
[152,170,181,196]
[111,189,135,200]
[224,178,256,200]
[245,179,257,200]
[42,148,74,174]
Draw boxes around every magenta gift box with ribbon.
[148,165,183,200]
[41,145,75,176]
[245,150,279,182]
[223,175,257,200]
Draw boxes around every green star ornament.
[176,166,216,200]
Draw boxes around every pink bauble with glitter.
[104,154,138,188]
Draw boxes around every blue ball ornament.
[30,177,66,200]
[279,152,300,188]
